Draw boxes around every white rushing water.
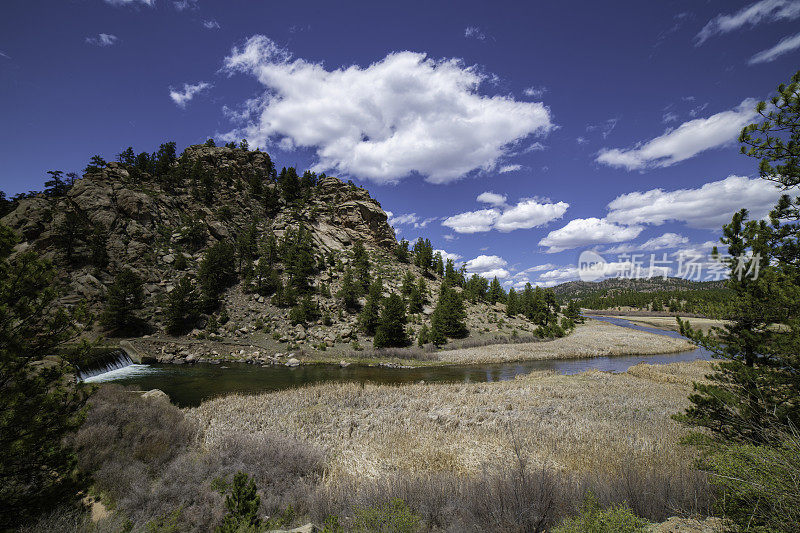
[82,363,161,383]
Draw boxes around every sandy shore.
[434,318,695,364]
[188,360,711,481]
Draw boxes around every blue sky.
[2,0,800,287]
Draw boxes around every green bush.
[702,434,800,532]
[553,493,649,533]
[352,499,422,533]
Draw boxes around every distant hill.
[553,277,731,318]
[552,277,727,299]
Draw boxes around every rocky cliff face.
[1,145,396,324]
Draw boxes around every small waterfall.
[77,349,133,381]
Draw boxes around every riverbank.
[123,318,694,368]
[590,314,727,335]
[189,360,712,482]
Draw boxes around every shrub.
[352,499,422,533]
[217,472,260,533]
[553,493,649,533]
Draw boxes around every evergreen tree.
[84,155,107,173]
[198,241,237,310]
[506,288,519,317]
[417,324,430,346]
[487,276,506,304]
[444,258,461,286]
[44,170,69,197]
[463,274,488,302]
[564,300,583,323]
[0,224,90,528]
[278,166,301,203]
[434,252,444,277]
[54,209,90,265]
[338,267,360,311]
[251,260,281,296]
[408,276,426,314]
[675,72,800,531]
[373,293,409,348]
[352,240,371,294]
[165,276,200,335]
[401,271,416,296]
[360,276,383,335]
[394,239,410,263]
[100,269,145,334]
[431,283,468,339]
[413,238,434,276]
[217,472,261,533]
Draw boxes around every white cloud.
[603,233,689,254]
[441,209,499,234]
[538,265,580,283]
[465,254,506,272]
[524,141,546,152]
[464,26,487,40]
[169,81,211,108]
[576,136,588,145]
[696,0,800,45]
[0,51,10,59]
[662,111,678,123]
[523,263,557,273]
[104,0,154,6]
[203,19,221,30]
[222,35,554,184]
[523,86,547,98]
[443,197,568,233]
[606,175,789,229]
[749,31,800,63]
[434,249,462,263]
[476,191,507,207]
[173,0,198,10]
[494,199,569,232]
[596,99,758,170]
[464,254,511,279]
[538,218,644,253]
[85,33,118,47]
[388,212,436,228]
[498,164,522,173]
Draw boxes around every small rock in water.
[286,357,300,367]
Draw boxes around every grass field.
[189,360,712,482]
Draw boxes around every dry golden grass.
[435,318,695,364]
[608,315,728,335]
[188,360,710,485]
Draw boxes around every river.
[89,316,713,407]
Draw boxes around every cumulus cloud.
[749,31,800,63]
[173,0,198,10]
[538,218,644,253]
[695,0,800,45]
[104,0,154,6]
[434,249,462,263]
[606,175,789,229]
[476,191,507,207]
[465,255,510,279]
[603,233,690,254]
[443,195,568,234]
[441,209,499,234]
[169,81,211,108]
[596,99,758,170]
[221,35,554,184]
[85,33,118,47]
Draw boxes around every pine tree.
[506,288,519,317]
[434,252,444,277]
[0,224,91,528]
[487,276,506,304]
[417,324,430,346]
[338,267,360,311]
[101,269,145,334]
[217,472,261,533]
[198,241,237,310]
[394,239,410,263]
[352,241,371,294]
[431,283,468,339]
[360,276,383,335]
[373,293,409,348]
[401,271,416,296]
[165,276,200,335]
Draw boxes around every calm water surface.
[94,316,712,407]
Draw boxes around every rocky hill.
[552,277,727,300]
[2,143,541,361]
